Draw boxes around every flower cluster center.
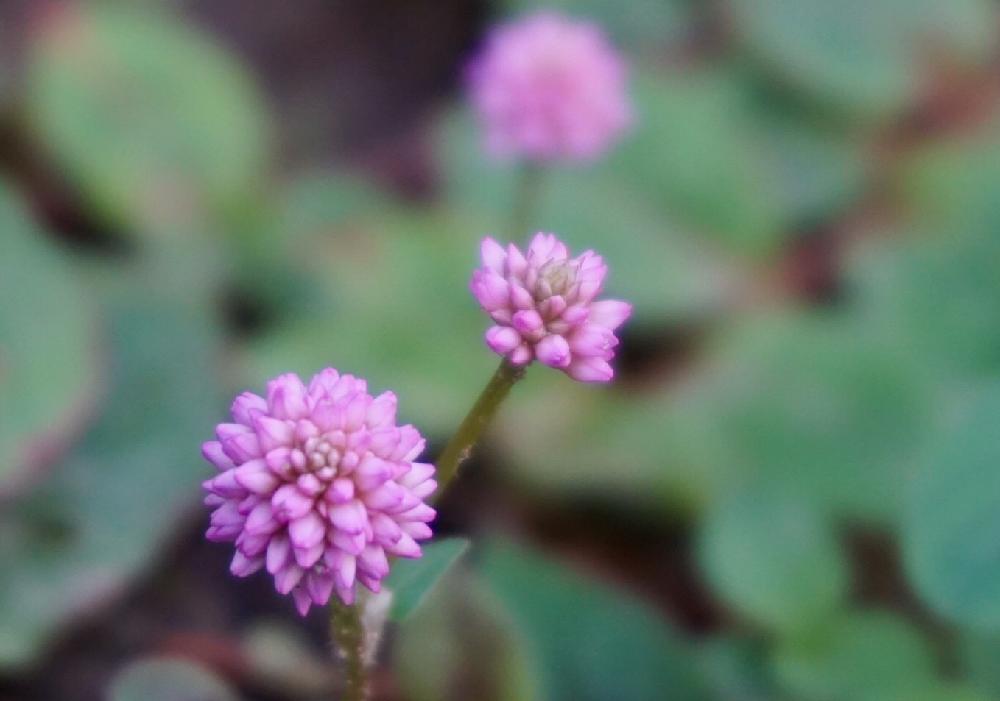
[539,260,576,298]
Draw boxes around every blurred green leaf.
[698,636,780,701]
[0,183,100,493]
[278,172,389,246]
[495,375,726,508]
[27,4,268,231]
[903,384,1000,630]
[609,70,865,255]
[772,610,935,701]
[699,312,935,522]
[698,485,848,633]
[244,206,495,437]
[108,657,239,701]
[847,229,1000,379]
[386,537,471,622]
[501,0,693,54]
[959,631,1000,697]
[0,263,222,667]
[872,684,991,701]
[896,123,1000,231]
[243,620,332,697]
[611,69,783,254]
[395,565,542,701]
[479,539,709,701]
[730,0,996,119]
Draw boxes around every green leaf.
[0,264,223,667]
[859,126,1000,378]
[385,537,471,621]
[871,684,991,701]
[730,0,996,119]
[698,485,848,633]
[243,206,496,438]
[108,657,239,701]
[697,312,935,522]
[895,123,1000,231]
[903,385,1000,630]
[500,0,693,54]
[27,4,268,231]
[698,636,780,701]
[959,631,1000,698]
[610,69,784,255]
[479,539,709,701]
[0,182,100,493]
[395,565,542,701]
[495,375,726,509]
[609,70,865,255]
[847,230,1000,379]
[772,610,935,701]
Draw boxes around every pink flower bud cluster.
[202,370,437,615]
[471,233,632,382]
[467,11,632,162]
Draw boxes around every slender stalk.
[330,599,368,701]
[509,161,542,239]
[435,359,525,493]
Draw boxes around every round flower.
[202,370,437,615]
[467,11,633,162]
[471,232,632,382]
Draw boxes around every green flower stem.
[435,359,526,494]
[330,599,368,701]
[510,161,542,238]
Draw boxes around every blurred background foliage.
[2,1,1000,700]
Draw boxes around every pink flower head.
[201,370,437,615]
[467,11,632,162]
[471,233,632,382]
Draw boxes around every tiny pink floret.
[471,233,632,382]
[467,11,633,162]
[202,370,437,615]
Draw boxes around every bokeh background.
[3,1,1000,699]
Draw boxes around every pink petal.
[230,392,267,426]
[387,532,422,558]
[512,309,544,335]
[266,373,309,420]
[201,441,234,471]
[307,572,336,606]
[275,563,304,594]
[566,356,614,383]
[588,299,632,330]
[292,587,312,616]
[245,501,280,535]
[481,236,507,272]
[254,416,293,452]
[535,334,571,368]
[233,459,279,495]
[289,512,325,549]
[485,325,522,354]
[329,500,367,534]
[230,551,264,577]
[366,391,397,429]
[266,534,291,574]
[272,485,314,521]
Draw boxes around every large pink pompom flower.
[466,11,632,162]
[202,370,437,615]
[471,233,632,382]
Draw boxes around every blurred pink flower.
[467,11,632,162]
[471,233,632,382]
[202,370,436,615]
